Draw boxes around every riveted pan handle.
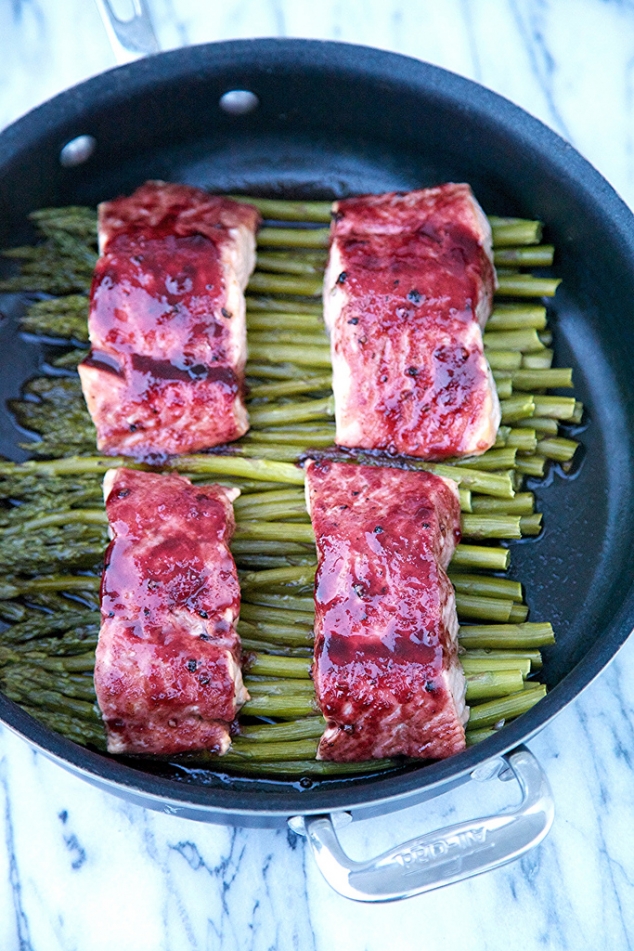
[296,746,553,903]
[94,0,160,63]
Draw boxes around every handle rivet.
[219,90,260,115]
[59,135,97,168]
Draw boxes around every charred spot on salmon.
[81,349,124,378]
[189,364,208,379]
[129,354,239,392]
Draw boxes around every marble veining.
[2,645,634,951]
[2,1,634,948]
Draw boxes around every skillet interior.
[1,39,634,825]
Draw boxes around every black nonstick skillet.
[1,10,633,902]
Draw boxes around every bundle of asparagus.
[0,196,581,778]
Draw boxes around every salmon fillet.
[94,468,248,755]
[305,459,467,762]
[324,184,500,460]
[78,181,260,460]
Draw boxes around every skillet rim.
[0,36,633,822]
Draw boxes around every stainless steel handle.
[95,0,160,63]
[293,746,553,902]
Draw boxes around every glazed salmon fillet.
[323,184,500,460]
[305,459,468,762]
[78,181,260,459]
[94,468,248,755]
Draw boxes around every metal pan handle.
[292,746,553,902]
[95,0,160,63]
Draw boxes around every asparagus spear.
[488,217,543,246]
[467,685,547,729]
[229,196,332,223]
[255,250,327,275]
[493,246,554,267]
[495,276,561,298]
[458,623,555,649]
[256,227,330,249]
[487,304,547,331]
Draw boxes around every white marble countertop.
[2,1,634,948]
